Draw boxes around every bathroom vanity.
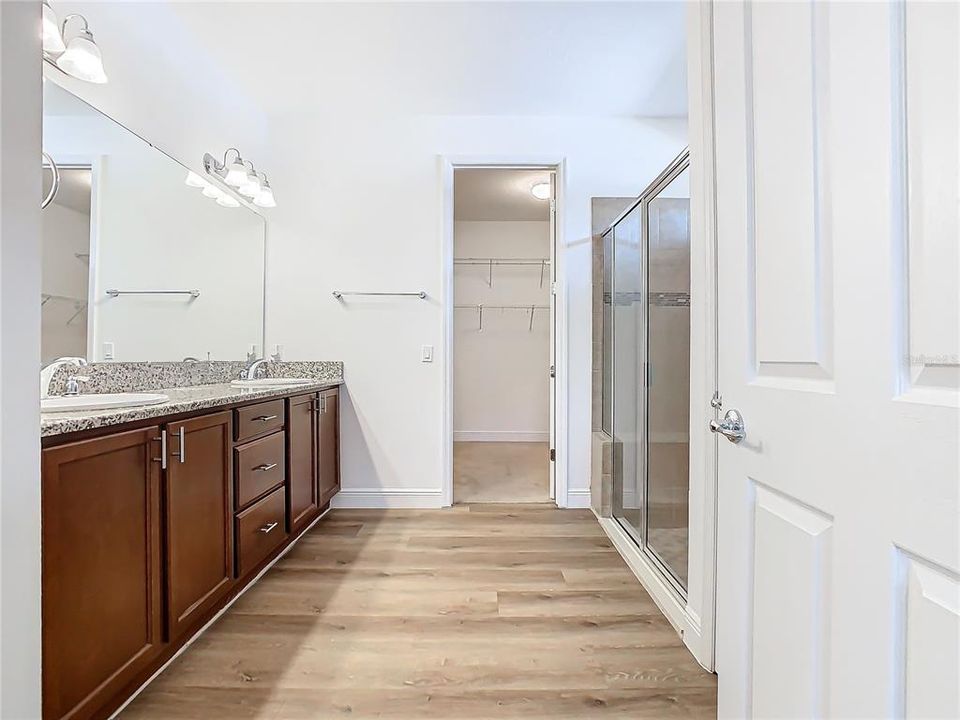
[40,376,341,720]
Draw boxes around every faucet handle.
[64,375,90,396]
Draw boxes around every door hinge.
[550,281,557,296]
[549,448,556,462]
[549,199,556,213]
[549,364,556,378]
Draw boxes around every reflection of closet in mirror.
[41,166,92,364]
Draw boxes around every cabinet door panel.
[42,427,163,720]
[287,393,318,531]
[165,412,233,640]
[318,389,340,506]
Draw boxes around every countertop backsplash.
[45,360,344,396]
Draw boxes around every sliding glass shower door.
[609,151,691,594]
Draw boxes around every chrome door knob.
[710,409,746,444]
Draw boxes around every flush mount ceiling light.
[198,149,277,209]
[530,182,551,201]
[42,6,108,84]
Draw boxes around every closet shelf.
[454,257,551,288]
[455,303,550,331]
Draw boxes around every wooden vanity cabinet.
[42,427,164,720]
[286,392,319,532]
[164,412,234,640]
[41,385,340,720]
[318,388,340,506]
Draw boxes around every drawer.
[235,431,285,509]
[234,400,285,442]
[235,487,288,578]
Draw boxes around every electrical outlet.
[421,345,434,363]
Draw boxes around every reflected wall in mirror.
[41,78,266,364]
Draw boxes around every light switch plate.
[421,345,434,363]
[103,342,115,360]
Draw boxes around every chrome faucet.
[242,357,268,380]
[40,357,87,398]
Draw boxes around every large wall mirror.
[41,78,266,364]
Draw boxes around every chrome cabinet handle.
[254,414,278,422]
[152,430,167,469]
[710,409,746,444]
[171,426,186,463]
[254,462,278,472]
[259,521,279,534]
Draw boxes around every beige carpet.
[454,442,550,504]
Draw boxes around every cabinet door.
[42,427,164,720]
[286,393,318,532]
[165,412,233,640]
[318,388,340,506]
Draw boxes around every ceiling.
[163,2,687,117]
[454,169,551,221]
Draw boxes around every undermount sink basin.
[41,392,169,413]
[231,378,314,388]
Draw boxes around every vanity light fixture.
[530,182,551,201]
[41,4,108,84]
[198,149,278,208]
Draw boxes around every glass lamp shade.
[202,184,222,199]
[253,184,276,208]
[42,2,66,54]
[223,160,248,187]
[185,171,206,188]
[56,30,107,83]
[216,193,240,208]
[238,175,261,198]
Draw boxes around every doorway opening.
[449,167,557,505]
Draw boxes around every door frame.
[439,156,568,508]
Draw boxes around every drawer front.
[235,400,285,442]
[235,431,286,509]
[235,487,288,578]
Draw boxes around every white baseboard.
[566,489,592,508]
[331,488,445,508]
[454,431,550,443]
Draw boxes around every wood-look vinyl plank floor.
[121,504,716,719]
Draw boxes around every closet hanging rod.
[333,290,427,299]
[454,258,550,265]
[106,289,201,298]
[454,304,549,310]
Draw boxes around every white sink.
[231,378,314,389]
[41,392,169,413]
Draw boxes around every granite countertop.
[41,379,342,438]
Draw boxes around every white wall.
[1,3,42,716]
[454,220,550,441]
[263,113,687,507]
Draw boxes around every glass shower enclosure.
[603,149,691,595]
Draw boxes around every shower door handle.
[710,409,746,444]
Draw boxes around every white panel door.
[712,2,959,718]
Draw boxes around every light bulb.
[185,171,206,188]
[530,182,550,200]
[253,184,276,208]
[216,193,240,208]
[42,2,65,54]
[56,28,107,83]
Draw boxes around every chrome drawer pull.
[254,462,278,472]
[259,521,279,534]
[254,414,278,422]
